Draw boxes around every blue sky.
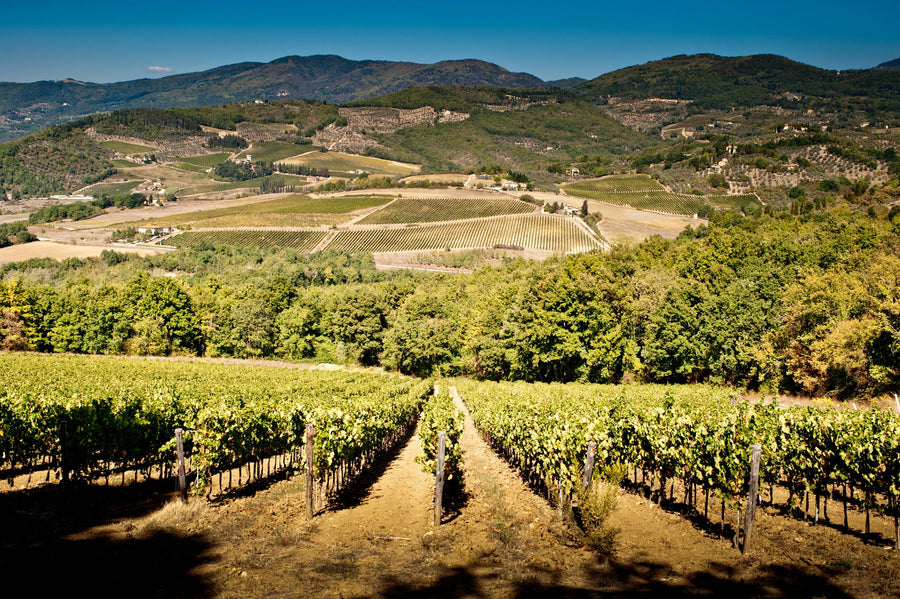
[2,0,898,83]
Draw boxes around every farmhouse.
[136,226,172,237]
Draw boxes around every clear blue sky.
[2,0,898,83]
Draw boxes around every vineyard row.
[456,379,900,547]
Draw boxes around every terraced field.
[164,230,327,251]
[359,197,536,224]
[328,213,600,253]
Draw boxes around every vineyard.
[564,175,761,216]
[164,230,327,252]
[327,213,601,254]
[566,174,664,193]
[9,352,897,540]
[358,196,536,224]
[456,379,900,547]
[577,190,708,215]
[0,354,429,498]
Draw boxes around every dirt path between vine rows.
[198,386,605,598]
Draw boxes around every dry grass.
[138,498,211,537]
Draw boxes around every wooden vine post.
[59,418,69,486]
[434,431,447,526]
[583,441,597,488]
[305,423,316,520]
[742,443,762,555]
[175,427,187,502]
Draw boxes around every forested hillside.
[2,208,898,398]
[574,54,900,116]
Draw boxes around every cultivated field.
[328,213,600,253]
[178,153,231,167]
[100,140,157,154]
[358,196,536,224]
[0,241,163,262]
[165,230,327,252]
[564,175,762,216]
[278,150,421,177]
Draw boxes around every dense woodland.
[1,208,898,398]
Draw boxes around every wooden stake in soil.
[434,431,447,527]
[59,419,69,485]
[583,441,597,488]
[305,424,315,520]
[742,443,762,555]
[175,427,187,502]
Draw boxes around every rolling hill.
[874,58,900,71]
[349,86,649,171]
[0,55,546,142]
[573,53,900,115]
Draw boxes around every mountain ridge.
[0,55,546,142]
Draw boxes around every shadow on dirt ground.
[0,481,214,599]
[373,556,854,598]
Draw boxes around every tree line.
[1,207,898,398]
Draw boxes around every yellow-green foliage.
[416,385,464,482]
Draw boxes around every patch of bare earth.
[0,240,164,263]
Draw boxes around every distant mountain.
[874,58,900,71]
[0,55,546,142]
[573,53,900,114]
[548,77,587,89]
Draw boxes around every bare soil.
[0,240,164,263]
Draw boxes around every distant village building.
[565,167,580,177]
[136,227,172,237]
